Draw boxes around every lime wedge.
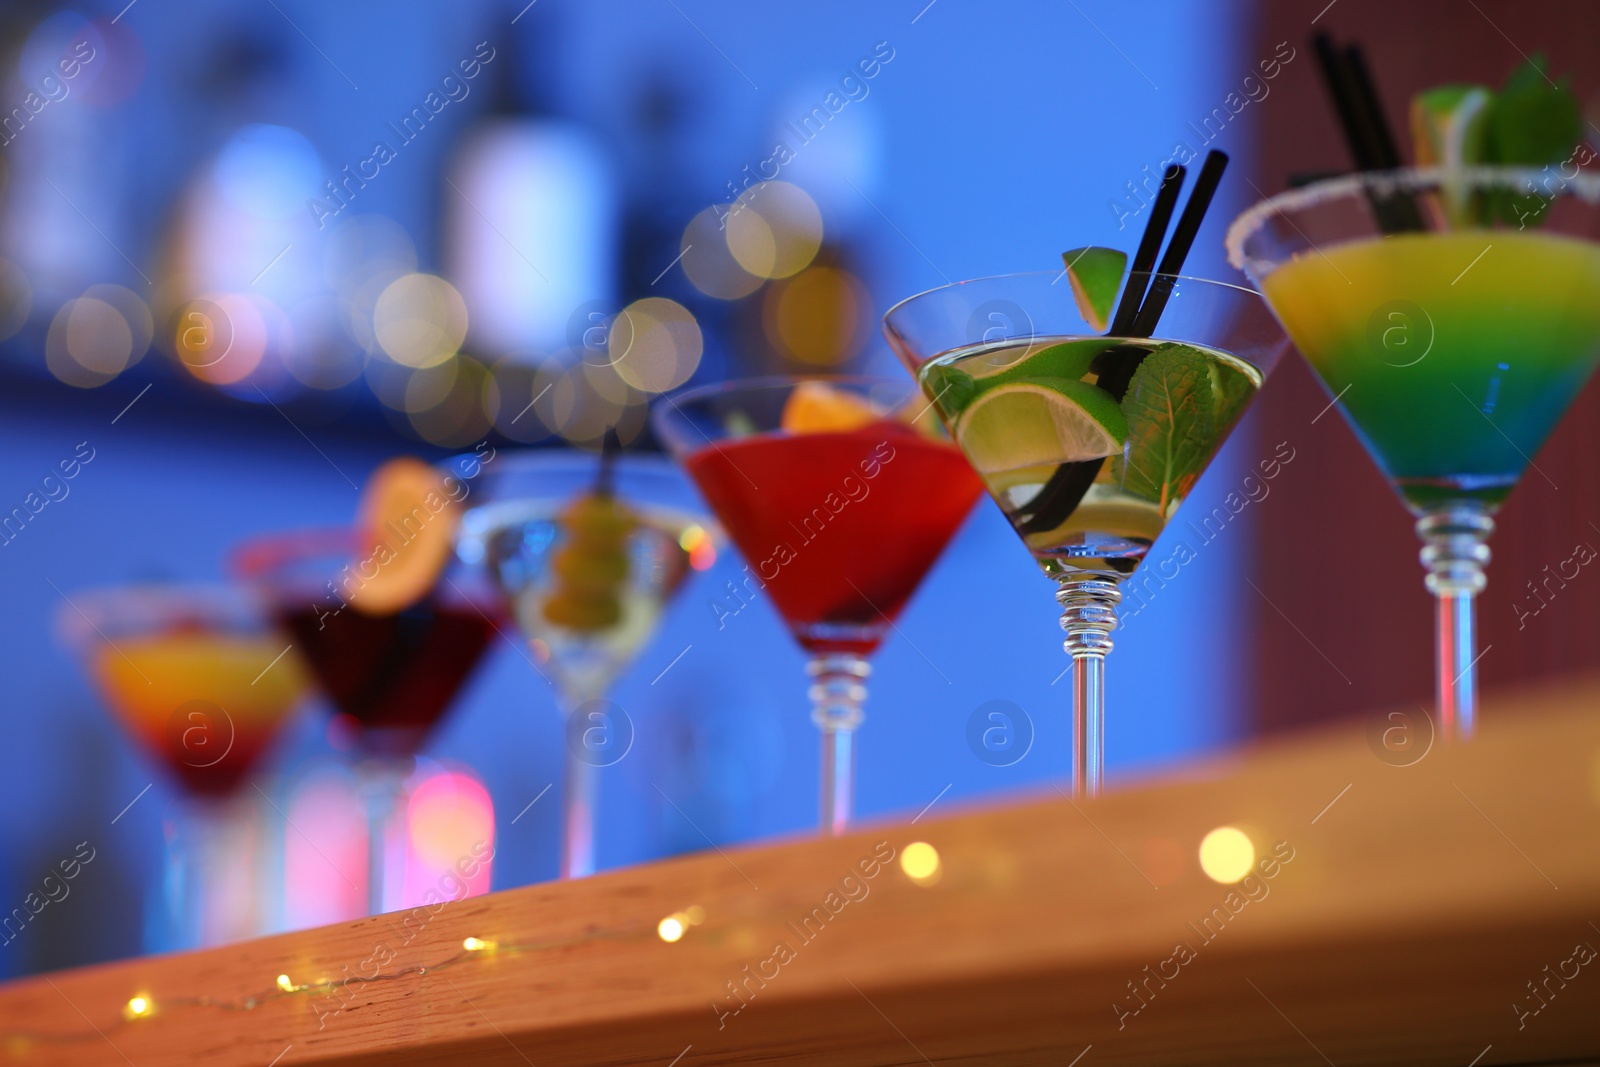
[1061,246,1127,331]
[1411,85,1494,167]
[1410,85,1493,224]
[954,379,1127,475]
[985,339,1110,389]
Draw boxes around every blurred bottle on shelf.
[444,6,616,360]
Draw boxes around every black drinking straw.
[1344,46,1408,168]
[1108,164,1186,336]
[1312,35,1377,168]
[1311,33,1425,232]
[596,427,619,495]
[1131,149,1230,336]
[1017,160,1212,538]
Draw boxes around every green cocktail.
[1230,166,1600,740]
[1261,228,1600,510]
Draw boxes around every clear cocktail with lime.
[886,267,1287,797]
[920,336,1261,573]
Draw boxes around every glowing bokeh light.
[1198,827,1255,884]
[657,916,686,943]
[608,297,702,394]
[403,356,460,414]
[20,13,106,101]
[407,355,491,447]
[484,356,556,443]
[283,766,367,928]
[546,357,624,445]
[680,207,762,300]
[364,355,415,411]
[46,297,131,387]
[175,294,268,386]
[726,181,823,280]
[900,841,941,886]
[679,525,717,571]
[86,284,153,361]
[283,295,364,390]
[407,770,495,874]
[374,273,468,368]
[763,266,870,365]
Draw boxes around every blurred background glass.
[0,0,1267,977]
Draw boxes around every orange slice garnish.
[347,457,460,615]
[780,381,883,434]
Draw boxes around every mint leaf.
[1211,360,1256,434]
[1491,56,1580,163]
[1486,54,1581,226]
[1114,343,1217,511]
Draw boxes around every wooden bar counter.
[2,678,1598,1065]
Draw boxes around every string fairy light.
[0,921,661,1050]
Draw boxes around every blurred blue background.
[0,0,1269,977]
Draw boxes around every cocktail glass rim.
[657,371,920,409]
[883,269,1262,327]
[1224,164,1600,276]
[454,449,718,554]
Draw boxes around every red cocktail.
[687,423,980,656]
[655,378,982,834]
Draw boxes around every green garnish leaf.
[1487,55,1581,226]
[1491,55,1581,164]
[1115,343,1217,512]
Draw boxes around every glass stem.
[162,799,218,951]
[1417,503,1493,741]
[358,760,411,915]
[1057,572,1122,799]
[561,742,598,879]
[161,795,258,950]
[809,653,870,836]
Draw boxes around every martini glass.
[884,272,1286,797]
[56,583,308,948]
[651,377,984,835]
[232,529,502,914]
[455,451,716,879]
[1228,166,1600,739]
